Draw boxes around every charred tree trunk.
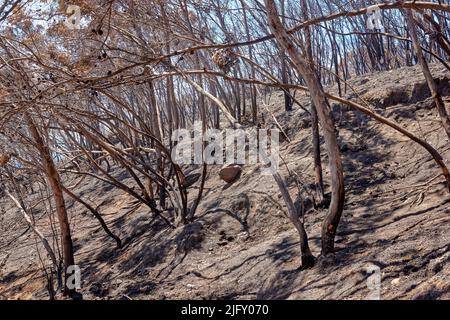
[26,115,77,297]
[239,0,258,123]
[273,173,315,268]
[406,9,450,141]
[301,0,325,205]
[266,0,345,256]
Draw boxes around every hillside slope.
[1,63,449,300]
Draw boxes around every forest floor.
[1,63,450,300]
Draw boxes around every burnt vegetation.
[0,0,449,300]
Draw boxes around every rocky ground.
[1,63,449,300]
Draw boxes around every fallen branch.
[61,185,122,248]
[5,190,59,271]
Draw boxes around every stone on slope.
[219,164,242,183]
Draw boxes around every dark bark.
[26,115,76,297]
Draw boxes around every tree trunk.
[239,0,258,123]
[281,53,293,111]
[273,173,315,268]
[405,9,450,141]
[26,115,76,297]
[266,0,345,255]
[301,0,325,204]
[280,0,292,111]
